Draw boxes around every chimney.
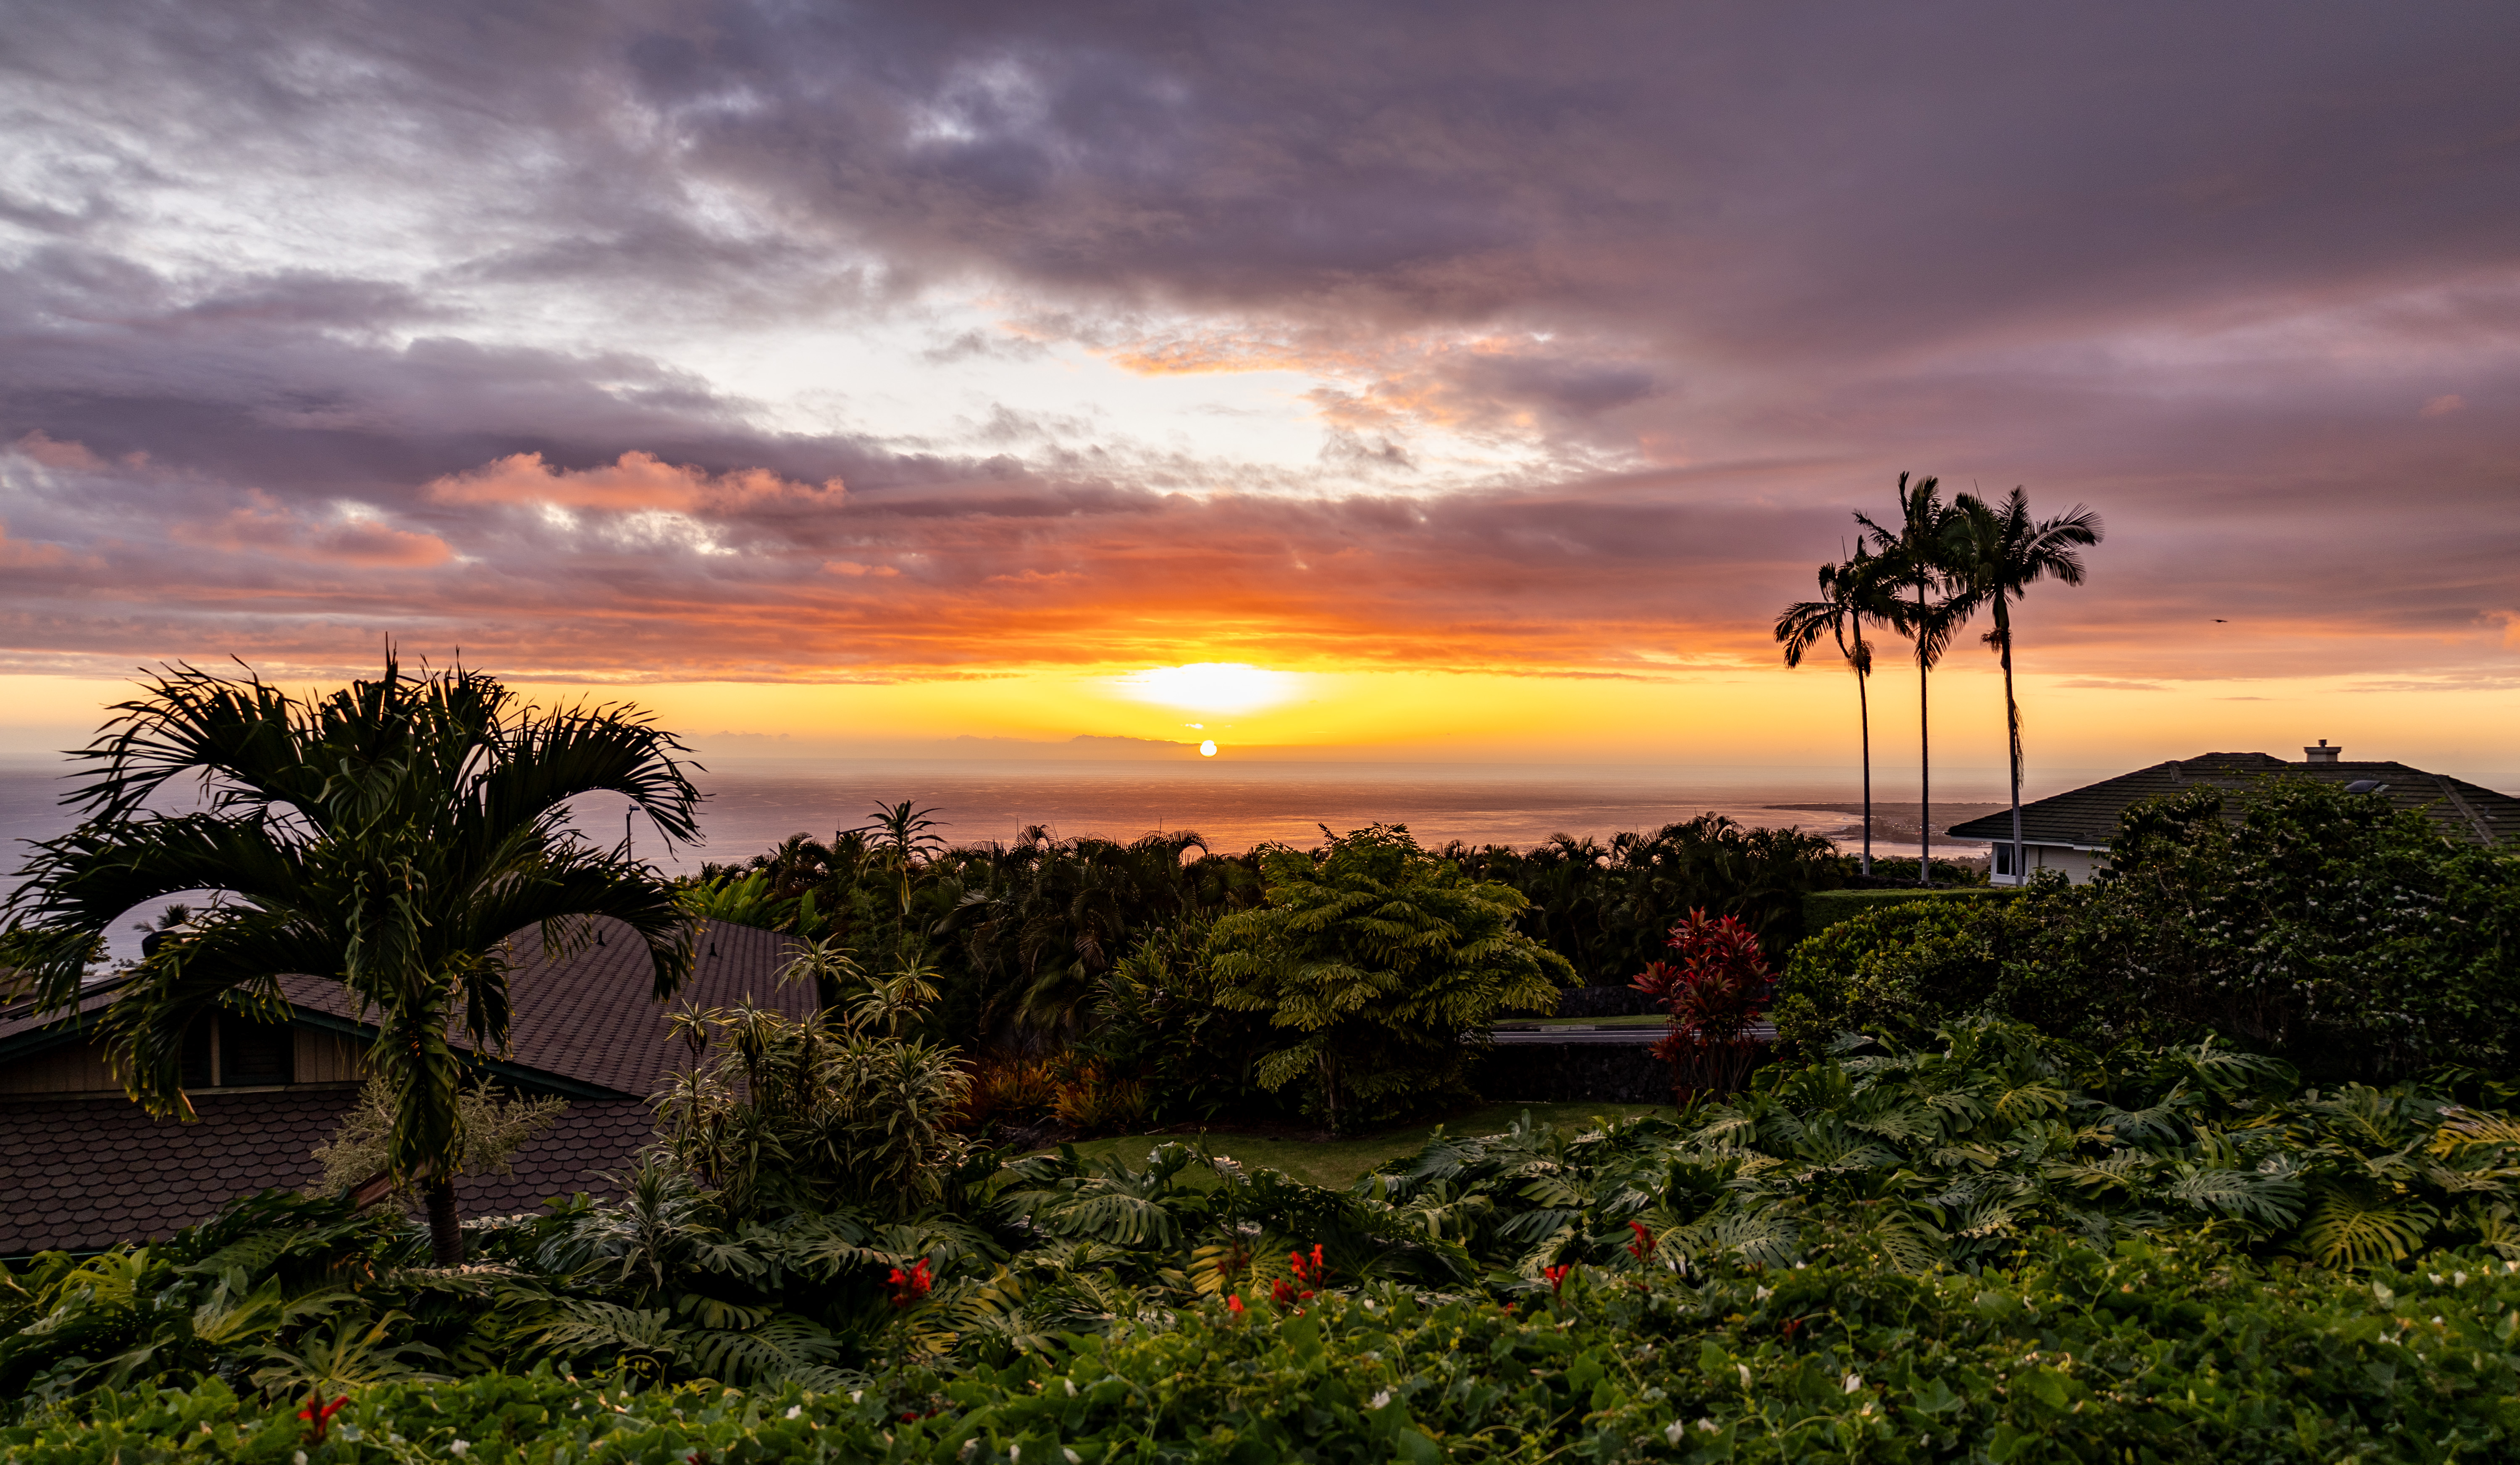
[2303,739,2341,765]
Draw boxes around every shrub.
[1631,910,1770,1097]
[1082,915,1281,1124]
[1209,825,1571,1132]
[1771,891,2050,1061]
[1776,779,2520,1077]
[310,1077,569,1202]
[654,999,971,1220]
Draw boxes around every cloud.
[171,494,454,568]
[0,2,2513,695]
[426,452,841,514]
[11,431,102,471]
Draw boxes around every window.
[181,1019,216,1088]
[177,1015,297,1089]
[222,1020,294,1087]
[1992,844,2015,877]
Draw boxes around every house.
[0,920,806,1257]
[1948,742,2520,886]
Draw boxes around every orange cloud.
[173,494,454,567]
[10,431,105,471]
[0,521,74,568]
[426,451,842,513]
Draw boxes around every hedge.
[1800,886,2016,935]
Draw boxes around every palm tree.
[1856,474,1972,887]
[2,653,701,1263]
[1774,548,1894,875]
[1947,487,2105,884]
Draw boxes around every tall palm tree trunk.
[425,1177,464,1265]
[1997,599,2023,885]
[1916,587,1932,888]
[1856,664,1874,876]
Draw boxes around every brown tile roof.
[0,1088,662,1256]
[0,918,809,1255]
[279,918,811,1098]
[1947,753,2520,850]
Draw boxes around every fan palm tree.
[1947,487,2105,884]
[1856,473,1973,886]
[1774,548,1895,875]
[2,653,701,1263]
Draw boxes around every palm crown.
[4,653,704,1260]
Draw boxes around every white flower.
[1737,1363,1752,1390]
[1064,1378,1077,1397]
[1011,1447,1021,1463]
[1698,1418,1721,1433]
[850,1391,864,1405]
[1370,1390,1391,1410]
[294,1454,309,1465]
[2454,1271,2468,1286]
[1064,1452,1083,1465]
[1843,1373,1864,1393]
[1753,1285,1772,1300]
[1664,1420,1687,1446]
[786,1406,803,1420]
[452,1442,471,1457]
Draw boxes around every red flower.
[886,1257,934,1308]
[1289,1244,1331,1289]
[1625,1221,1656,1259]
[1271,1277,1300,1309]
[298,1394,348,1443]
[1542,1264,1571,1294]
[1781,1316,1802,1337]
[1226,1294,1245,1315]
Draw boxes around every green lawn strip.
[1057,1101,1674,1189]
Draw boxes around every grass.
[1058,1100,1676,1190]
[1497,1014,1670,1029]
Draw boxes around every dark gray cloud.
[0,0,2513,685]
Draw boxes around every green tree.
[2,655,700,1263]
[1948,487,2104,884]
[1208,825,1570,1132]
[1856,473,1973,886]
[1775,547,1896,875]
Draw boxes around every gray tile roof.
[1948,753,2520,849]
[0,1088,661,1256]
[0,918,808,1255]
[278,918,811,1098]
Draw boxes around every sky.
[1,2,2515,788]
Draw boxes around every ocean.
[2,758,1998,960]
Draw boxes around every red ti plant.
[886,1257,934,1308]
[1630,910,1770,1099]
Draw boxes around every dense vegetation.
[8,1018,2520,1458]
[1777,779,2520,1078]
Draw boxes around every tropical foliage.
[1776,778,2520,1077]
[1630,910,1772,1099]
[10,1016,2520,1458]
[1,654,701,1262]
[1209,825,1571,1131]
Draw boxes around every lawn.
[1057,1100,1676,1189]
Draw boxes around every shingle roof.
[0,1089,661,1256]
[0,918,808,1255]
[1947,753,2520,850]
[278,918,810,1098]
